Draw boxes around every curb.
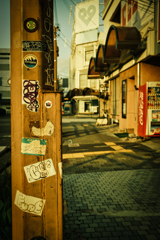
[0,146,11,158]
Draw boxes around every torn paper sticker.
[24,159,56,183]
[58,162,62,179]
[21,138,46,156]
[32,121,54,137]
[14,190,45,216]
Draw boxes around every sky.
[0,0,104,79]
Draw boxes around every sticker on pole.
[21,138,47,156]
[14,190,45,216]
[45,101,52,108]
[24,159,56,183]
[22,80,40,112]
[24,54,38,69]
[22,41,48,52]
[24,18,39,33]
[32,121,54,137]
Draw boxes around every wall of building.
[102,0,121,36]
[141,63,160,85]
[0,49,10,113]
[119,65,137,133]
[155,0,160,55]
[109,77,120,121]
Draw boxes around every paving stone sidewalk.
[63,169,160,240]
[62,122,160,239]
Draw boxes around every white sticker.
[32,121,54,137]
[21,138,46,156]
[58,162,62,179]
[14,190,45,216]
[45,101,52,108]
[24,159,56,183]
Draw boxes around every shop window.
[122,80,127,118]
[0,64,9,71]
[92,99,98,106]
[90,79,97,89]
[79,74,88,88]
[85,49,94,66]
[85,50,93,62]
[110,3,121,24]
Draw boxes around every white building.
[69,0,105,91]
[0,48,11,114]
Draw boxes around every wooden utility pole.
[11,0,62,239]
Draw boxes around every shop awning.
[88,57,104,79]
[73,95,99,101]
[88,25,145,79]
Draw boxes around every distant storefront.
[72,95,99,114]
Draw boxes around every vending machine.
[138,82,160,137]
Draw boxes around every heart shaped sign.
[78,5,96,25]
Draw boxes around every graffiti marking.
[24,159,56,183]
[14,190,45,216]
[22,80,40,112]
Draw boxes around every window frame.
[122,79,127,118]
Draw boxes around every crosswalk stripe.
[62,149,134,159]
[104,142,116,146]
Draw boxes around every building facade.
[69,0,105,91]
[88,0,160,136]
[0,48,11,114]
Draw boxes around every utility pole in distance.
[10,0,62,239]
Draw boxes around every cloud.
[57,58,69,78]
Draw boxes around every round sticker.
[7,78,11,85]
[24,18,39,33]
[45,101,52,108]
[24,54,38,69]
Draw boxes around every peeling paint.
[32,121,54,137]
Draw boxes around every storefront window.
[122,80,127,118]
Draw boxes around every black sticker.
[22,41,48,52]
[24,18,39,33]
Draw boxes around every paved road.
[62,119,160,240]
[62,122,160,174]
